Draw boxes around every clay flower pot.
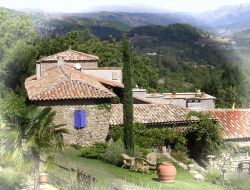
[39,173,48,184]
[157,161,176,183]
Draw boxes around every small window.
[74,110,86,129]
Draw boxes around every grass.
[48,148,226,190]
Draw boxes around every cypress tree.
[122,35,134,155]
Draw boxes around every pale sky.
[1,0,250,13]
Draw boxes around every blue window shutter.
[74,110,80,129]
[79,110,86,128]
[74,110,86,129]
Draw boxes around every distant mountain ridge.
[13,3,250,36]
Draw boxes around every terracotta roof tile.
[110,104,198,126]
[37,50,99,62]
[207,109,250,140]
[25,65,116,101]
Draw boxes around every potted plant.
[156,156,176,183]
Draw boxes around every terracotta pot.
[157,162,176,183]
[39,173,48,184]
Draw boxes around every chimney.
[195,89,202,97]
[36,63,41,79]
[57,56,64,67]
[132,85,147,97]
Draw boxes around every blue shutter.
[79,110,86,128]
[74,110,86,129]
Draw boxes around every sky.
[1,0,250,13]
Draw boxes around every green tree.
[186,112,223,160]
[122,35,134,155]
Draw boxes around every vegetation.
[80,142,108,159]
[51,148,226,190]
[227,174,250,190]
[205,168,223,185]
[0,106,68,190]
[0,170,26,190]
[122,35,134,155]
[186,112,224,159]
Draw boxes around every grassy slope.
[51,148,226,190]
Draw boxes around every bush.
[227,174,250,190]
[0,172,25,190]
[80,142,108,159]
[205,168,222,185]
[134,146,150,158]
[101,143,126,166]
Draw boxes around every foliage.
[0,172,25,190]
[204,168,222,185]
[109,123,186,149]
[171,142,191,165]
[122,35,134,155]
[157,155,171,164]
[0,92,26,121]
[186,112,224,159]
[1,105,68,189]
[0,8,36,93]
[100,143,126,166]
[80,142,108,159]
[227,174,250,190]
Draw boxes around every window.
[74,110,86,129]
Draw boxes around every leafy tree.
[122,35,134,155]
[186,112,224,160]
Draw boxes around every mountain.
[14,3,250,36]
[70,11,197,27]
[15,10,131,40]
[195,4,250,35]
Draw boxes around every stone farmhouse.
[25,49,197,146]
[24,49,250,152]
[133,87,216,111]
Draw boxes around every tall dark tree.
[122,35,134,155]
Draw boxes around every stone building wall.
[36,100,111,146]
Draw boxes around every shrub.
[227,174,250,190]
[171,150,190,165]
[70,144,82,150]
[134,146,150,158]
[101,143,126,166]
[0,172,25,190]
[80,142,108,159]
[205,168,222,185]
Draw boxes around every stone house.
[25,50,123,146]
[133,87,216,111]
[206,109,250,174]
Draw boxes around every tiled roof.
[66,64,124,88]
[110,104,198,126]
[207,109,250,140]
[37,50,99,62]
[25,65,116,101]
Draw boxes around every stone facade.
[37,100,111,146]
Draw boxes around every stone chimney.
[57,56,64,67]
[36,63,41,79]
[132,85,147,97]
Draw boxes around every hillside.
[16,10,131,40]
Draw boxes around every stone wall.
[37,100,111,146]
